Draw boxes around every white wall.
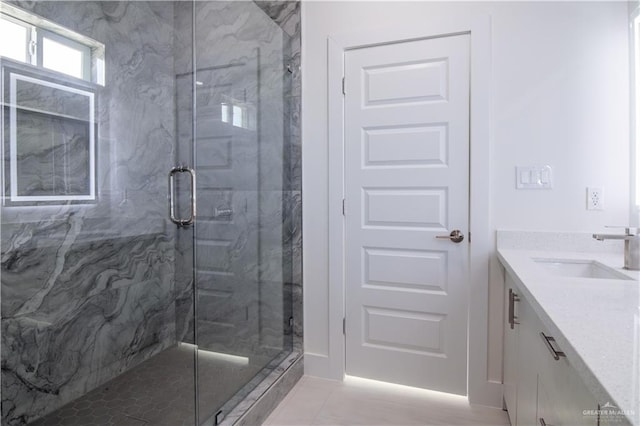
[302,0,629,406]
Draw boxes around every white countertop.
[498,248,639,425]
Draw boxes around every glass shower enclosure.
[0,1,299,425]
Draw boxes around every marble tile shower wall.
[1,2,178,424]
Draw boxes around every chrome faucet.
[592,227,640,270]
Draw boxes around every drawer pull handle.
[540,332,566,360]
[539,418,553,426]
[508,288,520,329]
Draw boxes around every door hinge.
[342,77,345,95]
[468,231,471,244]
[343,318,346,335]
[342,198,345,216]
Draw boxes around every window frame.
[0,2,104,85]
[37,28,92,81]
[0,13,35,65]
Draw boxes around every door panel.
[344,34,470,395]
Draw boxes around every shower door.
[179,1,292,424]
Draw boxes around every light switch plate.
[516,166,553,189]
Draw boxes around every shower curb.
[219,353,303,426]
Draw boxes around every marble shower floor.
[30,344,273,426]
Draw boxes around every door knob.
[435,230,464,243]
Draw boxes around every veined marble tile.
[2,233,175,424]
[254,1,300,38]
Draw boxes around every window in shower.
[0,3,104,84]
[39,30,92,81]
[0,3,101,205]
[0,14,29,63]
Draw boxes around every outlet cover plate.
[587,187,604,210]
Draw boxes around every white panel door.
[344,34,470,395]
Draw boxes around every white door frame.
[327,16,498,405]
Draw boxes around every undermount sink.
[533,258,633,280]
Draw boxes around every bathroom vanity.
[498,233,639,426]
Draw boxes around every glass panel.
[0,16,28,63]
[1,2,197,425]
[192,1,293,423]
[42,37,84,79]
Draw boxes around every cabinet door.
[537,331,598,425]
[503,276,519,423]
[537,378,560,426]
[503,271,603,426]
[516,294,543,426]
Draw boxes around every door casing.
[326,16,498,406]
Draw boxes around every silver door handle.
[435,230,464,243]
[169,166,196,227]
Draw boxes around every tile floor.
[264,376,510,426]
[31,344,273,426]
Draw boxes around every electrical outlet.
[587,187,604,210]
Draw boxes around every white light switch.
[540,169,551,184]
[531,170,540,184]
[516,166,553,189]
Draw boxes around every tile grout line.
[265,375,308,423]
[309,380,342,425]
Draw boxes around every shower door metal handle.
[168,166,196,227]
